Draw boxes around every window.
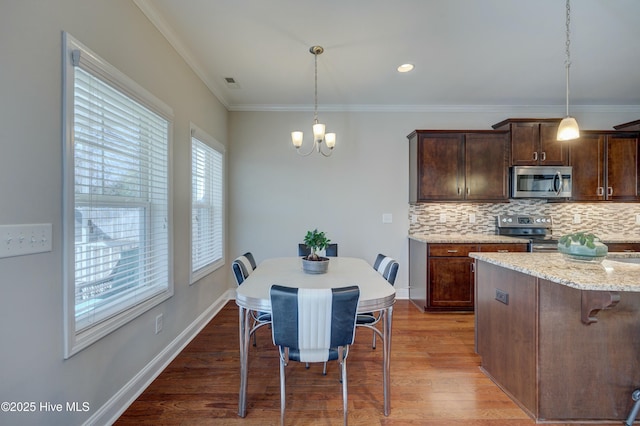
[62,33,173,358]
[190,125,225,283]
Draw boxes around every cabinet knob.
[497,249,509,253]
[608,187,613,196]
[447,249,458,253]
[533,152,538,161]
[597,187,604,196]
[541,151,546,162]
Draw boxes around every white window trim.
[190,123,225,284]
[62,32,174,358]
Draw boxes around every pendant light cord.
[564,0,571,117]
[314,50,319,124]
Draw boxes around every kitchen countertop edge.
[470,252,640,292]
[409,234,530,244]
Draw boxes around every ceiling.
[134,0,640,112]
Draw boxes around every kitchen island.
[471,252,640,423]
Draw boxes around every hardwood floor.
[115,300,619,425]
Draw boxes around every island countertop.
[470,252,640,292]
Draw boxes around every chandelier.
[557,0,580,141]
[291,46,336,157]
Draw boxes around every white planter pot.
[301,256,330,274]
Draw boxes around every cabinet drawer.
[428,244,476,257]
[479,243,529,253]
[607,243,640,252]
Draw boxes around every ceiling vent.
[224,77,241,89]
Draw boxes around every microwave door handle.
[554,171,563,195]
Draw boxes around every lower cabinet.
[409,240,529,312]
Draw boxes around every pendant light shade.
[557,0,579,141]
[557,116,580,141]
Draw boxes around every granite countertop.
[470,252,640,292]
[409,234,530,244]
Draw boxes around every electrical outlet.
[636,214,640,225]
[411,214,418,224]
[495,289,509,305]
[469,213,476,223]
[439,213,447,223]
[573,214,581,224]
[382,213,392,224]
[155,314,163,334]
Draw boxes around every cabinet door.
[510,122,539,166]
[607,134,639,201]
[417,134,463,201]
[569,134,604,201]
[539,122,567,165]
[428,257,474,310]
[465,133,509,201]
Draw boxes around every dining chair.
[356,253,399,349]
[270,285,360,426]
[232,252,270,346]
[298,243,338,257]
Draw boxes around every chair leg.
[323,361,327,375]
[341,358,348,425]
[371,329,376,349]
[279,357,286,426]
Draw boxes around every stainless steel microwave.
[511,166,572,198]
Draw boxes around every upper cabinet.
[408,130,509,202]
[569,131,640,201]
[492,118,567,166]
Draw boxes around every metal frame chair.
[298,243,338,257]
[270,285,360,426]
[356,253,398,349]
[232,252,270,346]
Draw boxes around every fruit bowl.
[557,232,608,264]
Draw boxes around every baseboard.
[85,289,235,426]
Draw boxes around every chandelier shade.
[291,45,336,157]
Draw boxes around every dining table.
[235,256,396,417]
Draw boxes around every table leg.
[238,306,251,417]
[382,305,393,416]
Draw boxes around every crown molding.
[133,0,230,109]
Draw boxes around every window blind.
[191,134,224,280]
[73,66,170,331]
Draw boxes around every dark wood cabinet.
[569,131,639,201]
[428,244,475,311]
[408,130,509,202]
[492,118,567,166]
[606,242,640,252]
[409,240,528,312]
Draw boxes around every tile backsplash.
[409,200,640,238]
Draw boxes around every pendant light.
[291,46,336,157]
[557,0,580,141]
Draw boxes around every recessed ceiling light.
[397,63,414,73]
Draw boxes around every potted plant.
[301,229,331,274]
[558,231,608,263]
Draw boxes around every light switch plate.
[382,213,393,224]
[0,223,52,259]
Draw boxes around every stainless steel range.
[496,214,558,252]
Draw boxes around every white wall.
[0,1,228,425]
[229,109,640,296]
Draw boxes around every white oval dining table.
[235,256,396,417]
